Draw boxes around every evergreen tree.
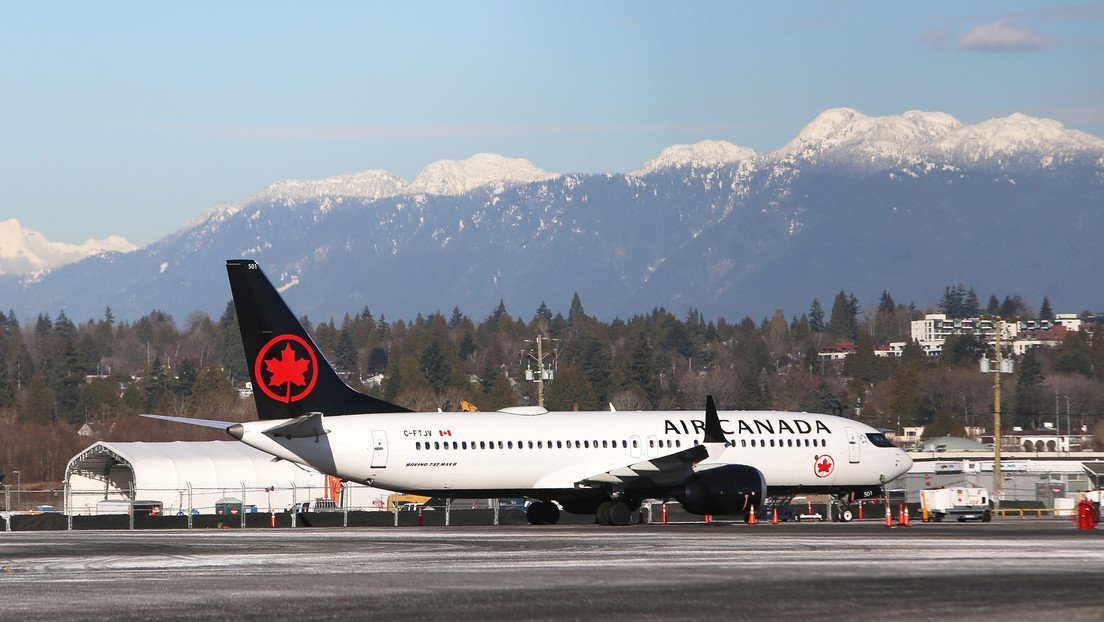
[333,329,359,375]
[964,288,981,317]
[568,292,586,326]
[1052,332,1092,378]
[533,302,552,326]
[22,372,53,423]
[878,290,896,314]
[986,295,1001,316]
[622,337,658,404]
[1013,348,1046,428]
[448,306,464,329]
[825,291,857,340]
[218,302,247,385]
[457,332,476,361]
[419,340,451,393]
[940,284,966,318]
[808,298,825,332]
[366,347,389,375]
[1038,296,1054,321]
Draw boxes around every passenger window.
[649,439,655,448]
[770,439,775,447]
[675,440,681,448]
[416,442,421,450]
[584,440,590,448]
[508,441,513,449]
[741,439,746,448]
[632,440,638,448]
[537,441,543,449]
[479,441,485,450]
[434,442,440,450]
[557,441,562,449]
[462,441,468,449]
[602,440,608,448]
[498,441,503,449]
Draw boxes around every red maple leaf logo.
[815,456,834,477]
[264,343,311,399]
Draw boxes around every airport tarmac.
[1,521,1101,621]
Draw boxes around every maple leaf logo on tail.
[254,334,319,403]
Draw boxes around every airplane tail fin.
[226,259,411,420]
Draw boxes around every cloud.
[959,18,1057,52]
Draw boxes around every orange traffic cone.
[900,504,911,527]
[417,507,424,526]
[771,507,779,525]
[662,502,668,524]
[270,511,276,528]
[884,505,893,528]
[749,505,759,525]
[858,501,864,521]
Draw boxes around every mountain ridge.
[3,108,1101,323]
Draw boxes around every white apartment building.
[910,314,1020,355]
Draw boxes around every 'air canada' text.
[665,418,832,436]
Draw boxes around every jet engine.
[677,465,767,516]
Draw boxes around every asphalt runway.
[2,521,1102,621]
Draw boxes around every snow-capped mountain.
[2,108,1101,322]
[0,219,136,277]
[405,153,557,195]
[634,140,758,175]
[775,107,1104,169]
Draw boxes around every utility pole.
[523,334,558,408]
[993,318,1002,500]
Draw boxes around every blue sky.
[3,1,1102,246]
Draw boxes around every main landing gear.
[525,501,561,525]
[595,501,633,526]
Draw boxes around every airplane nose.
[897,449,913,474]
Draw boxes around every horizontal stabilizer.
[263,413,327,440]
[142,414,236,430]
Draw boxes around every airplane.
[146,259,912,526]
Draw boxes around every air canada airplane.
[146,259,912,525]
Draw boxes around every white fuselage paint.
[231,409,912,498]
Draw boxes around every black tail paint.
[227,259,411,420]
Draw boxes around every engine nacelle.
[677,465,767,516]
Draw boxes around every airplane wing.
[578,396,730,489]
[578,444,709,488]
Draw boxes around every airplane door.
[845,426,860,463]
[371,430,388,468]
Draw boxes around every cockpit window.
[866,433,896,448]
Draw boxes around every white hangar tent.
[65,441,391,515]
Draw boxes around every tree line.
[1,285,1103,486]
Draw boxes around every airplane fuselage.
[230,407,912,501]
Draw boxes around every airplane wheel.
[838,508,854,523]
[596,502,613,526]
[606,502,631,526]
